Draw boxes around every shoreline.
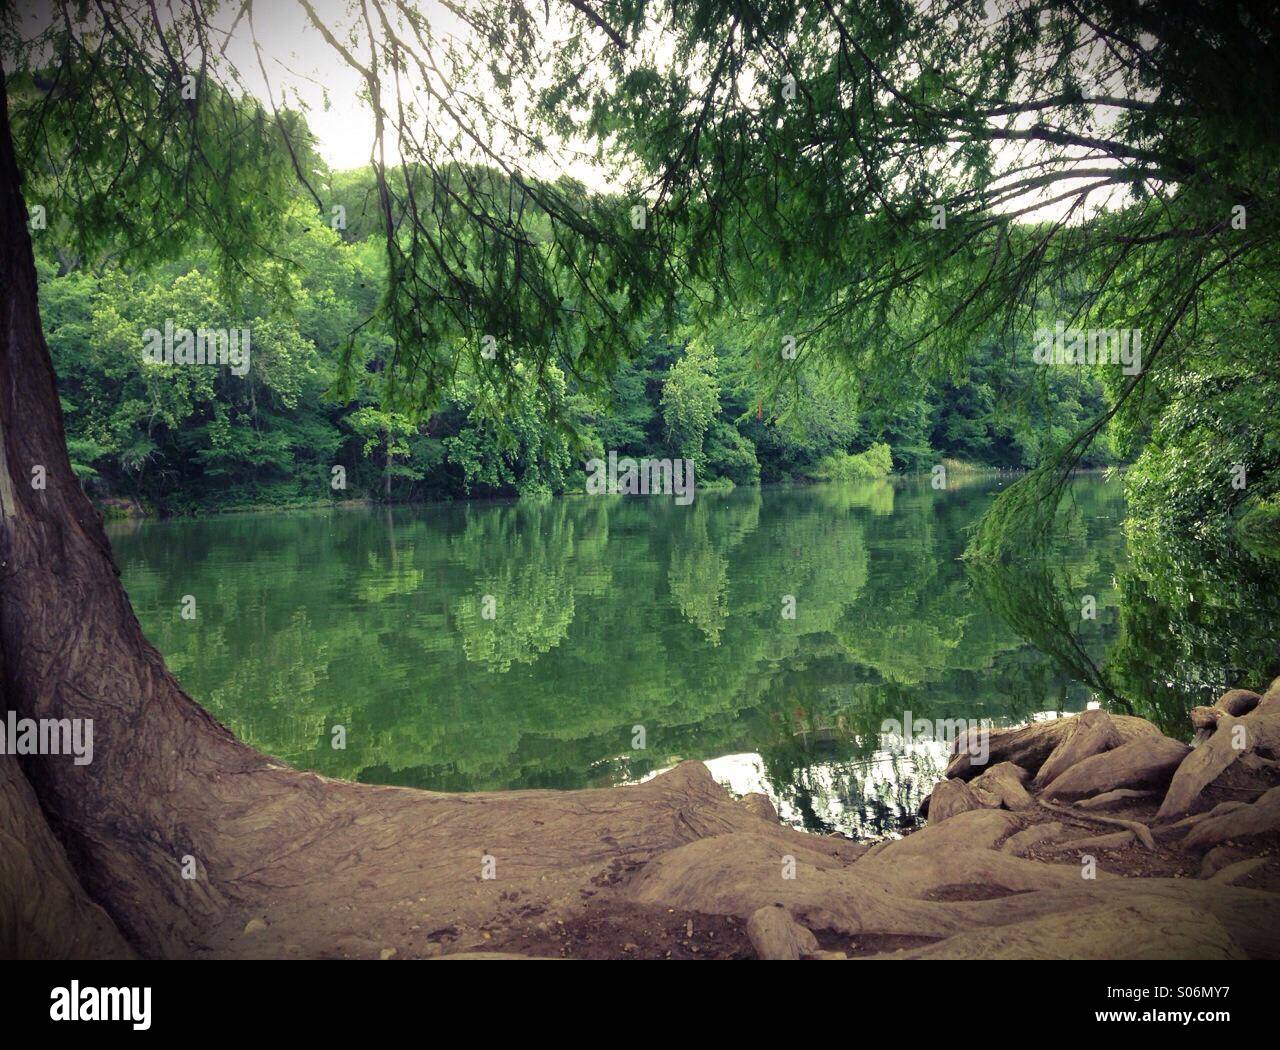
[195,680,1280,961]
[92,465,1120,523]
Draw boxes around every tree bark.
[0,754,134,959]
[0,67,269,955]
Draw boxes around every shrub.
[811,442,893,482]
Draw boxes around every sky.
[220,0,416,172]
[5,0,1130,220]
[217,0,1128,221]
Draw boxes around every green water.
[108,476,1280,837]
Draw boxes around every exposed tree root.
[0,756,133,959]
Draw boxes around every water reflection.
[107,476,1280,838]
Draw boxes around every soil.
[485,901,756,960]
[467,812,1280,959]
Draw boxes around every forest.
[7,0,1276,549]
[37,163,1119,513]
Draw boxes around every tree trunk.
[0,68,269,955]
[0,752,134,958]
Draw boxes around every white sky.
[222,0,416,172]
[5,0,1132,219]
[215,0,630,191]
[219,0,1126,221]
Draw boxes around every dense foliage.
[6,1,1278,538]
[36,178,1119,512]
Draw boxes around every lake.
[108,475,1280,838]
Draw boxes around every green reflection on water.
[107,476,1280,837]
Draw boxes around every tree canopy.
[4,0,1278,541]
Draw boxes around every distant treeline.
[40,168,1120,515]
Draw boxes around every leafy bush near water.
[809,443,894,482]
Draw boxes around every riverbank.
[12,654,1280,960]
[86,459,1050,520]
[187,679,1280,961]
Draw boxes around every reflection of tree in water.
[663,488,762,638]
[811,478,895,517]
[725,485,870,644]
[1110,528,1280,734]
[354,553,425,605]
[667,501,731,644]
[967,498,1280,738]
[449,501,587,672]
[834,484,1011,684]
[778,749,942,838]
[112,478,1229,834]
[746,678,954,836]
[966,557,1122,708]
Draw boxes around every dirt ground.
[472,805,1280,960]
